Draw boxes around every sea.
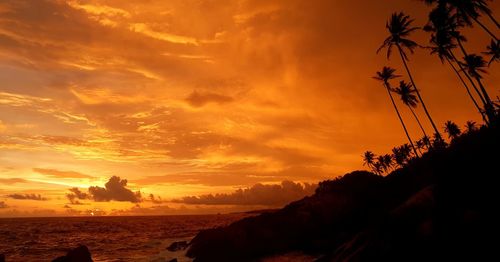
[0,214,248,262]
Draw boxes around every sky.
[0,0,498,217]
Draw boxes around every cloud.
[0,178,28,184]
[64,177,142,204]
[173,180,316,206]
[185,91,234,107]
[0,201,7,208]
[33,168,94,179]
[66,187,89,205]
[148,193,166,204]
[88,176,142,203]
[6,193,48,201]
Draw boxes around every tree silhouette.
[461,54,497,121]
[415,138,427,153]
[450,0,499,40]
[444,120,462,139]
[378,12,443,141]
[372,161,383,175]
[382,154,394,172]
[483,40,499,66]
[374,67,419,157]
[392,144,413,167]
[376,155,393,174]
[420,0,498,40]
[432,132,448,148]
[425,7,488,123]
[393,80,429,139]
[363,151,376,170]
[465,120,478,133]
[421,135,432,149]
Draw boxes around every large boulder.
[167,241,189,252]
[52,245,93,262]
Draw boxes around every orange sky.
[0,0,498,217]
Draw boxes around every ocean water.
[0,214,248,262]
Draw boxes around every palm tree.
[378,12,443,141]
[425,4,489,124]
[483,40,499,65]
[423,3,496,123]
[444,120,462,139]
[373,161,383,175]
[465,120,478,132]
[415,139,427,153]
[362,151,376,170]
[392,144,413,167]
[461,54,496,121]
[376,155,392,174]
[373,67,419,157]
[450,0,499,40]
[420,0,498,40]
[432,132,448,148]
[382,154,394,172]
[421,135,432,149]
[393,81,429,139]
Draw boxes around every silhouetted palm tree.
[465,120,478,132]
[483,40,499,65]
[362,151,376,170]
[444,120,462,139]
[461,54,496,121]
[450,0,499,40]
[425,4,489,123]
[393,81,429,139]
[374,67,419,157]
[378,12,443,141]
[376,155,393,174]
[382,154,394,172]
[392,144,413,167]
[372,161,383,175]
[420,0,498,40]
[432,132,448,148]
[415,139,427,153]
[421,135,432,149]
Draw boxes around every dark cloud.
[66,187,89,205]
[185,91,234,107]
[88,176,142,203]
[33,168,94,179]
[173,181,316,206]
[0,201,7,208]
[6,193,47,201]
[63,177,142,204]
[149,193,166,204]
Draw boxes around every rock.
[168,259,178,262]
[1,253,5,262]
[166,241,189,252]
[52,245,93,262]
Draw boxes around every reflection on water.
[0,214,246,262]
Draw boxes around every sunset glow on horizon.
[0,0,498,217]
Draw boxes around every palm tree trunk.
[475,77,497,122]
[407,105,428,138]
[456,38,469,57]
[384,83,419,157]
[485,12,500,29]
[472,16,498,41]
[397,44,442,140]
[453,40,497,122]
[445,56,489,124]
